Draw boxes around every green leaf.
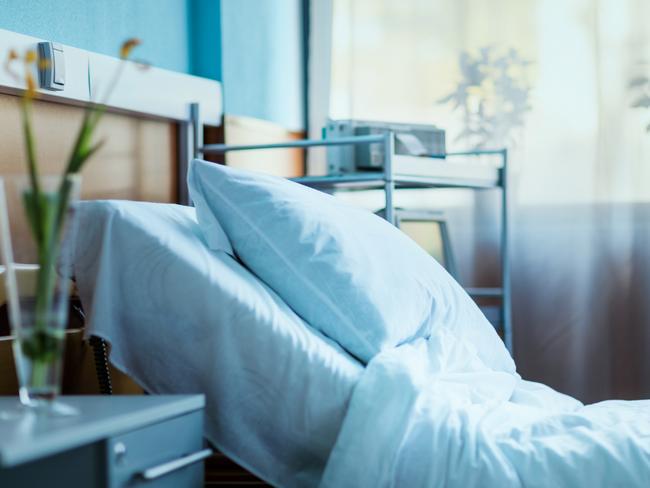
[64,107,96,175]
[21,191,41,245]
[81,139,106,165]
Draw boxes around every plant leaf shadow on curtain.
[328,0,650,402]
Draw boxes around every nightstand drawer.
[107,411,207,488]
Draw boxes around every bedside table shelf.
[0,395,207,488]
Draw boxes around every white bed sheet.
[71,200,362,488]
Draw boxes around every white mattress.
[71,200,362,487]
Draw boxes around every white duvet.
[321,327,650,487]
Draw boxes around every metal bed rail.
[189,101,397,225]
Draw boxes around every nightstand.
[0,395,210,487]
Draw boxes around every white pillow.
[188,159,514,370]
[189,173,234,256]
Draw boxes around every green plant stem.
[34,241,57,331]
[27,189,64,369]
[20,98,43,244]
[29,357,49,389]
[19,98,62,375]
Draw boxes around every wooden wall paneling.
[0,93,176,262]
[224,115,305,177]
[203,117,226,165]
[0,332,144,396]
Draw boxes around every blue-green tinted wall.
[0,0,305,129]
[0,0,192,73]
[220,0,305,131]
[189,0,221,81]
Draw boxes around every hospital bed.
[72,179,650,487]
[73,123,650,488]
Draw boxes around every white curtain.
[322,0,650,402]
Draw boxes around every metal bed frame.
[187,103,512,354]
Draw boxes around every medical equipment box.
[325,119,446,174]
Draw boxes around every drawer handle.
[138,448,213,481]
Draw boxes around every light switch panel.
[37,41,65,91]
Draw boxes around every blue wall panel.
[0,0,190,73]
[0,0,305,129]
[189,0,221,81]
[221,0,305,130]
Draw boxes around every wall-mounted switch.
[37,42,65,91]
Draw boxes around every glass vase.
[0,174,81,413]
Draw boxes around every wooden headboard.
[0,28,223,262]
[0,95,176,261]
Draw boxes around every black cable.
[89,335,112,395]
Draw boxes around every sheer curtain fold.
[322,0,650,401]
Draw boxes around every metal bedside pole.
[500,149,513,355]
[383,131,396,225]
[190,102,202,160]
